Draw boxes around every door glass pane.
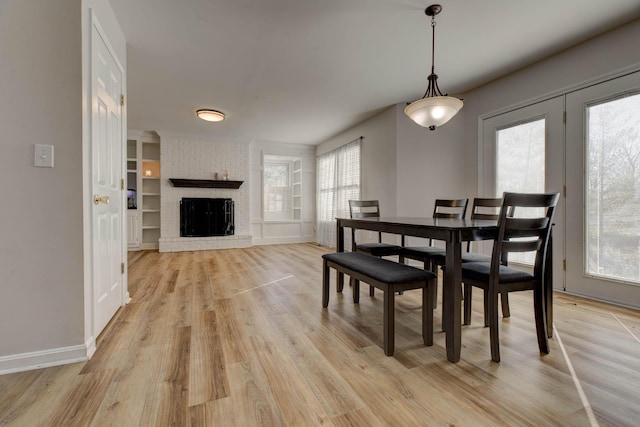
[586,93,640,283]
[496,118,546,265]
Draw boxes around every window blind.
[316,138,361,247]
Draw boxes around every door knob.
[93,195,110,205]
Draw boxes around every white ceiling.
[108,0,640,145]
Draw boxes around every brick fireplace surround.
[158,135,252,252]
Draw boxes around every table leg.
[336,221,345,292]
[444,238,462,363]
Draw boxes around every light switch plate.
[35,144,54,168]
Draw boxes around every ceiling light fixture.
[196,109,225,122]
[404,4,463,130]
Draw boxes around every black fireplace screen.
[180,198,234,237]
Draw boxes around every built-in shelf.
[127,131,161,250]
[169,178,244,189]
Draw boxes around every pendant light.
[404,4,463,130]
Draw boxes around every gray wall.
[317,106,398,217]
[0,0,84,358]
[317,18,640,252]
[460,18,640,197]
[0,0,126,372]
[395,104,466,216]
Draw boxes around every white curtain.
[316,138,361,248]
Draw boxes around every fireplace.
[180,198,234,237]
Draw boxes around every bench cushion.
[323,252,435,284]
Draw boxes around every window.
[585,92,640,283]
[496,118,546,196]
[496,118,546,265]
[316,138,361,247]
[263,156,298,221]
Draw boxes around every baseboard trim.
[0,343,90,375]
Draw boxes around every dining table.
[335,216,554,363]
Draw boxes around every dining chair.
[460,191,559,362]
[400,198,469,308]
[429,197,511,324]
[349,200,404,296]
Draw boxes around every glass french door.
[565,71,640,307]
[482,97,565,289]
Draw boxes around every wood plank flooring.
[1,243,639,426]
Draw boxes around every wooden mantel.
[169,178,244,189]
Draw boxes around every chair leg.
[483,291,490,327]
[463,284,472,325]
[352,278,360,304]
[488,292,500,362]
[383,286,395,356]
[501,293,510,318]
[322,261,330,307]
[369,285,375,297]
[533,285,550,354]
[423,279,434,346]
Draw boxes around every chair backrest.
[349,200,383,246]
[433,198,469,219]
[491,192,560,281]
[424,198,468,246]
[349,200,381,219]
[470,197,502,221]
[467,197,502,252]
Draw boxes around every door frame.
[82,8,128,357]
[479,96,565,291]
[565,70,640,307]
[477,65,640,309]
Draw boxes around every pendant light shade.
[405,4,463,130]
[404,96,463,129]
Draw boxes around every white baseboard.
[252,236,315,245]
[0,343,91,375]
[159,234,252,252]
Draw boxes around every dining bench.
[321,251,436,356]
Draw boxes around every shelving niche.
[127,130,161,250]
[126,139,140,249]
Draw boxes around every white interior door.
[481,97,565,289]
[565,71,640,307]
[92,22,124,336]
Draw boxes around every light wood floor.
[1,243,639,426]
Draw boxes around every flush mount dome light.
[196,109,225,122]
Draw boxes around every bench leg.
[383,286,395,356]
[322,261,330,307]
[423,279,434,346]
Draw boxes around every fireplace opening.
[180,198,234,237]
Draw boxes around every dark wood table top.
[336,217,498,242]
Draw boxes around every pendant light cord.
[431,15,436,77]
